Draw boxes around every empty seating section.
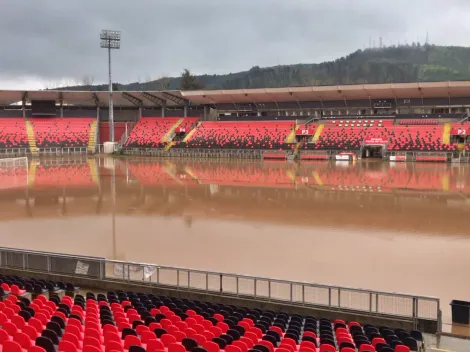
[311,127,389,150]
[31,118,94,148]
[0,119,29,149]
[399,120,438,125]
[126,118,180,148]
[0,276,424,352]
[118,118,470,153]
[186,122,294,149]
[34,164,95,188]
[387,127,451,152]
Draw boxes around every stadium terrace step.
[87,120,97,152]
[164,141,176,152]
[24,120,37,154]
[285,124,298,143]
[182,122,202,143]
[312,124,324,142]
[443,122,451,145]
[161,118,184,143]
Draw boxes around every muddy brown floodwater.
[0,156,469,329]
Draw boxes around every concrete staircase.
[24,120,37,154]
[182,122,201,143]
[286,124,299,143]
[164,141,176,152]
[294,142,301,154]
[161,118,184,143]
[442,123,451,145]
[88,121,97,153]
[312,124,324,142]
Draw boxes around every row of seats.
[328,121,393,128]
[0,274,79,296]
[30,118,94,148]
[398,120,438,125]
[0,280,423,352]
[185,122,294,150]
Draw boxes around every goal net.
[0,157,29,190]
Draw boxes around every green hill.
[62,44,470,91]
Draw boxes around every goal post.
[0,157,29,190]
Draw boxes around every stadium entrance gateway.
[362,137,388,158]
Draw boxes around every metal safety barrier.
[121,148,264,159]
[0,148,90,157]
[0,247,441,331]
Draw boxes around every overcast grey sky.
[1,0,469,89]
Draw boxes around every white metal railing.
[0,147,89,156]
[118,122,136,150]
[0,247,441,331]
[36,147,89,155]
[0,148,30,157]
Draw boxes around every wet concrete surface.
[0,156,469,331]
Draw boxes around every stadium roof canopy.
[0,90,188,108]
[2,81,470,107]
[181,81,470,104]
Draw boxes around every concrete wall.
[0,267,438,334]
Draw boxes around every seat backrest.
[3,340,23,352]
[395,346,411,352]
[161,333,177,347]
[36,337,56,352]
[202,341,220,352]
[58,340,78,352]
[168,343,186,352]
[123,335,141,349]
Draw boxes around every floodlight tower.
[100,30,121,143]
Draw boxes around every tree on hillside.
[180,69,203,90]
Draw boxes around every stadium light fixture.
[100,30,121,143]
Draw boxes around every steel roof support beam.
[58,92,64,117]
[142,92,166,107]
[22,92,28,107]
[122,92,143,107]
[162,92,189,106]
[92,93,101,107]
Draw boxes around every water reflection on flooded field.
[0,156,469,325]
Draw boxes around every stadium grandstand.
[0,81,470,162]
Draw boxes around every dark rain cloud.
[0,0,469,88]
